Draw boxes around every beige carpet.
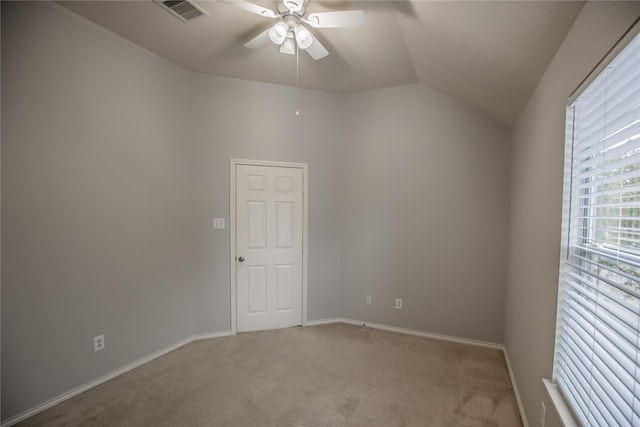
[18,323,523,426]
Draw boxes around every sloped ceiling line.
[56,0,584,128]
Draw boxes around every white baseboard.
[305,317,355,326]
[339,317,368,327]
[361,320,504,350]
[192,331,235,341]
[1,330,234,427]
[503,347,529,427]
[312,317,504,350]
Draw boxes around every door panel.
[247,202,266,249]
[247,266,267,314]
[275,202,294,248]
[275,264,294,311]
[275,175,294,192]
[236,164,303,332]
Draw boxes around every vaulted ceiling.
[57,0,585,128]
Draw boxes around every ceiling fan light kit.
[294,25,312,50]
[269,21,289,45]
[280,35,296,55]
[222,0,364,60]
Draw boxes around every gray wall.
[188,74,347,332]
[2,0,511,422]
[1,1,346,419]
[504,2,640,426]
[0,2,3,420]
[2,0,198,418]
[341,84,511,344]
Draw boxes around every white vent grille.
[154,0,208,22]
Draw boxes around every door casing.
[229,158,308,334]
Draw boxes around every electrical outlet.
[365,294,372,305]
[94,334,105,352]
[540,401,546,426]
[213,218,225,229]
[395,298,403,309]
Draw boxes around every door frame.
[229,158,308,334]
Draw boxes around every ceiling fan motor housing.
[283,15,300,28]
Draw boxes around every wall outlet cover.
[94,334,105,352]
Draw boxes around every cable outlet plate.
[94,334,105,352]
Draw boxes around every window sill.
[543,379,579,427]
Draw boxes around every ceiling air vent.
[154,0,209,23]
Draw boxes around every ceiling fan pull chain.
[296,43,300,116]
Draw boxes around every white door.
[235,164,304,332]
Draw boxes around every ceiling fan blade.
[220,0,278,18]
[306,10,364,28]
[244,28,272,49]
[306,34,329,60]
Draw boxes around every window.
[555,31,640,426]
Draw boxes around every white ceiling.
[57,0,585,128]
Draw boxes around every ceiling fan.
[221,0,364,60]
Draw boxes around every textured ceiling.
[57,0,585,127]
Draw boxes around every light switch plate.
[213,218,225,229]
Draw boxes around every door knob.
[238,256,245,262]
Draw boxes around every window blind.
[555,31,640,426]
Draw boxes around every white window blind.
[556,30,640,426]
